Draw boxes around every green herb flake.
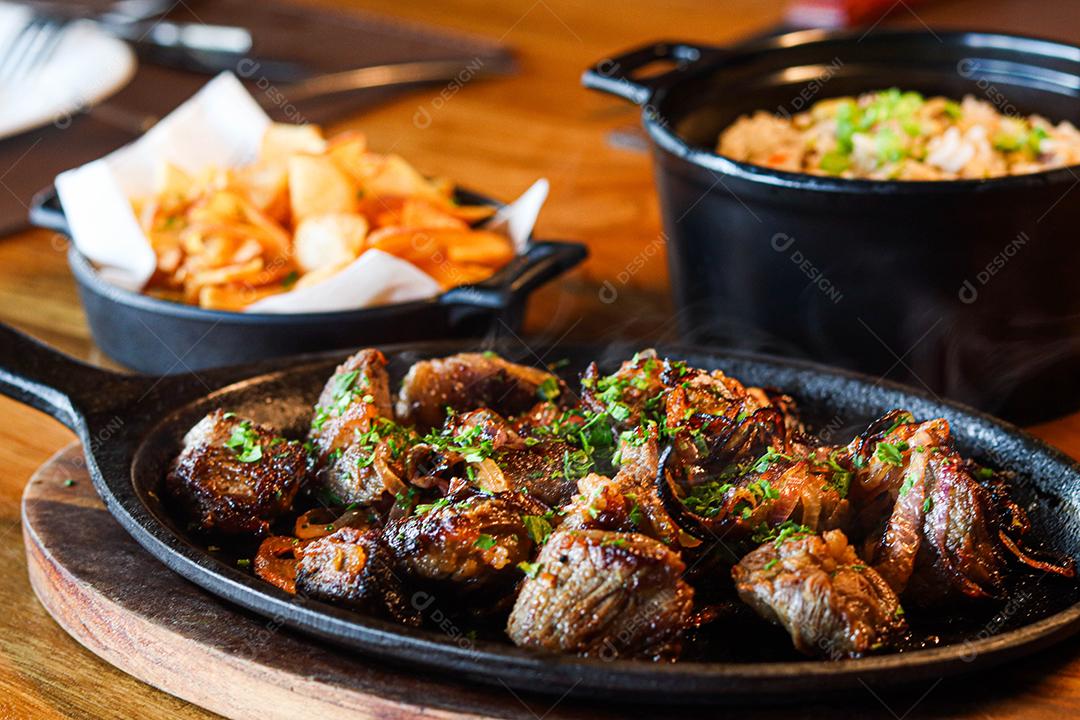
[517,561,542,578]
[875,441,908,467]
[522,515,553,545]
[537,376,561,401]
[415,497,450,515]
[224,420,264,463]
[474,534,497,550]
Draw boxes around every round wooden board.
[21,443,613,720]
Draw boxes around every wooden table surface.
[2,0,1080,717]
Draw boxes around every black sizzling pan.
[3,322,1079,703]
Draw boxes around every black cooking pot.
[583,29,1080,423]
[30,187,586,374]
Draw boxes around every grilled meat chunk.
[406,408,581,506]
[396,352,566,430]
[308,350,404,507]
[733,529,907,658]
[580,350,666,430]
[296,527,420,625]
[850,415,1011,604]
[506,529,694,659]
[657,446,849,544]
[562,430,681,546]
[385,491,538,593]
[309,349,393,462]
[319,419,414,507]
[166,410,306,536]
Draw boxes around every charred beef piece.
[406,408,580,506]
[850,416,1009,604]
[663,363,787,473]
[506,529,694,659]
[656,445,849,544]
[309,349,394,461]
[385,490,540,594]
[849,412,1073,605]
[580,350,666,430]
[308,349,407,507]
[493,441,582,507]
[562,429,682,547]
[166,410,306,536]
[295,527,420,625]
[321,432,412,507]
[732,529,907,658]
[396,352,566,430]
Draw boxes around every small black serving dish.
[583,29,1080,424]
[29,186,586,374]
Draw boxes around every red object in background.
[786,0,932,28]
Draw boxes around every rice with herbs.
[717,88,1080,180]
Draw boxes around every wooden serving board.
[20,444,1080,719]
[22,444,592,720]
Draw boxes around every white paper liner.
[54,72,548,311]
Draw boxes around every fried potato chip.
[293,261,350,290]
[154,162,194,200]
[354,153,444,202]
[288,154,358,223]
[326,131,368,176]
[400,199,468,230]
[420,260,497,289]
[137,124,517,311]
[260,123,327,165]
[233,164,289,222]
[198,283,286,311]
[294,213,369,273]
[442,230,515,266]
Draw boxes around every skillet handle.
[581,41,717,105]
[439,240,587,310]
[0,323,130,431]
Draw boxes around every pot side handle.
[581,41,717,105]
[0,323,130,431]
[440,240,587,310]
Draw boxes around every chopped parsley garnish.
[415,497,450,515]
[683,480,734,517]
[474,534,497,550]
[824,450,853,498]
[751,446,792,474]
[764,558,779,571]
[523,515,553,544]
[601,536,628,547]
[517,561,541,578]
[224,420,263,463]
[752,520,813,547]
[875,441,908,467]
[395,488,418,510]
[899,473,917,496]
[537,376,561,401]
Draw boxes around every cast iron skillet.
[3,322,1079,702]
[29,186,587,375]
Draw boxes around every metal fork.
[0,14,67,86]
